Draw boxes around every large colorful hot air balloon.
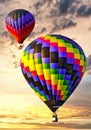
[5,9,35,44]
[20,34,86,122]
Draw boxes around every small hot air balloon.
[5,9,35,45]
[20,34,86,122]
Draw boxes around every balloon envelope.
[5,9,35,43]
[20,34,86,112]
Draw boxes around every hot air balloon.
[5,9,35,45]
[20,34,86,122]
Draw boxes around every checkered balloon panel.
[20,34,86,112]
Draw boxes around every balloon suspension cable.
[52,112,58,122]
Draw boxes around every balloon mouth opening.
[17,40,23,44]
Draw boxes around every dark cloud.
[58,0,74,14]
[77,5,91,17]
[86,55,91,68]
[58,0,91,17]
[0,0,10,3]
